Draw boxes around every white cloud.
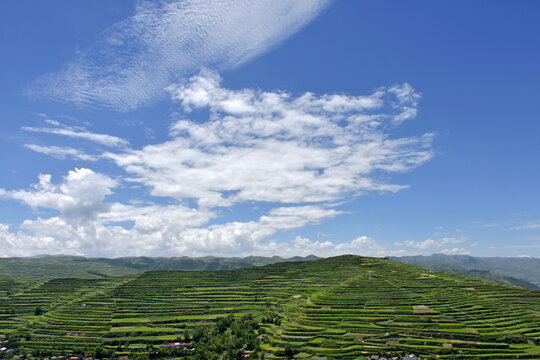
[440,247,471,255]
[473,218,540,231]
[7,169,117,224]
[22,122,128,147]
[6,73,435,257]
[0,169,342,257]
[0,223,67,258]
[395,237,467,249]
[106,72,433,208]
[488,243,540,251]
[335,236,387,255]
[388,83,420,124]
[505,220,540,230]
[27,0,332,111]
[0,168,395,257]
[170,206,340,256]
[24,144,99,161]
[255,235,404,258]
[0,169,211,257]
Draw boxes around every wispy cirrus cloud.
[24,144,100,161]
[22,122,128,147]
[26,0,332,111]
[505,220,540,231]
[473,218,540,231]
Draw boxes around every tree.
[284,345,296,359]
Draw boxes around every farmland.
[0,255,539,359]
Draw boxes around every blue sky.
[1,0,539,258]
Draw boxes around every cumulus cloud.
[168,206,341,256]
[0,169,342,257]
[27,0,331,111]
[255,235,405,258]
[0,223,66,258]
[5,73,435,257]
[106,72,433,208]
[0,167,400,257]
[7,169,118,224]
[440,247,471,255]
[0,167,340,256]
[394,237,467,249]
[0,169,212,256]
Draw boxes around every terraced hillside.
[0,256,539,359]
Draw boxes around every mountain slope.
[1,255,539,359]
[392,254,540,287]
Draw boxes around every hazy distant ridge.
[3,253,539,290]
[0,255,320,280]
[392,254,540,288]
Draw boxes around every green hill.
[0,255,319,281]
[0,255,539,359]
[392,254,540,287]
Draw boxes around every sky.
[1,0,539,258]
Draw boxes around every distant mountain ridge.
[0,254,320,281]
[4,253,539,290]
[392,254,540,289]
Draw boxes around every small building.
[162,342,181,348]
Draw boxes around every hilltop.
[0,255,539,359]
